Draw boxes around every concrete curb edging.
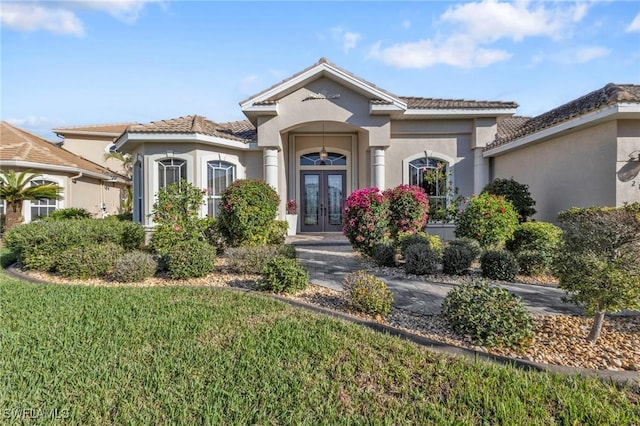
[4,265,639,387]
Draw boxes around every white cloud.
[0,3,84,36]
[343,31,362,53]
[567,46,610,64]
[627,13,640,33]
[370,0,591,69]
[76,0,164,24]
[402,19,411,30]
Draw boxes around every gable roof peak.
[318,57,329,64]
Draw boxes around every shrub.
[57,242,124,279]
[397,231,430,257]
[480,250,518,281]
[448,237,482,261]
[426,234,443,260]
[516,250,547,276]
[267,220,288,246]
[404,243,439,276]
[163,240,216,279]
[199,217,226,252]
[225,245,297,274]
[0,248,17,268]
[216,179,280,247]
[442,246,473,275]
[553,205,640,343]
[506,221,562,258]
[481,177,536,222]
[383,184,429,238]
[441,279,533,348]
[342,188,389,255]
[455,193,519,248]
[371,241,397,267]
[45,207,92,220]
[258,256,308,294]
[343,270,394,318]
[111,251,157,282]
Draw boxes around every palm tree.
[0,169,63,230]
[104,151,133,213]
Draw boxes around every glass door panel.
[302,173,321,231]
[300,171,346,232]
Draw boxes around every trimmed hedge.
[404,243,439,276]
[258,256,308,294]
[480,250,518,281]
[111,251,158,283]
[442,245,473,275]
[225,245,297,274]
[163,240,216,279]
[57,242,124,279]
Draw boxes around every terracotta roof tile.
[496,116,530,139]
[0,121,121,178]
[53,122,135,134]
[401,97,518,110]
[487,83,640,150]
[127,115,256,143]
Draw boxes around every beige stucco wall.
[491,121,618,222]
[61,135,127,174]
[616,119,640,206]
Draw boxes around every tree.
[455,193,519,248]
[482,177,536,222]
[104,151,133,213]
[0,169,63,230]
[553,205,640,343]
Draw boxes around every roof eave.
[400,108,517,118]
[115,132,258,152]
[54,130,122,138]
[0,160,124,182]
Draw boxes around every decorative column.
[372,148,385,190]
[263,148,279,192]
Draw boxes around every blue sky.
[2,0,639,139]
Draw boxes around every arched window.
[30,179,58,219]
[158,158,186,188]
[207,161,235,217]
[409,157,449,218]
[300,152,347,166]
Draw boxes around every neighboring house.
[485,84,640,222]
[0,121,130,222]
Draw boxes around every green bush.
[45,207,92,220]
[164,240,216,280]
[225,245,297,274]
[481,177,536,222]
[371,241,397,267]
[383,184,429,238]
[267,220,288,245]
[57,242,124,279]
[506,221,562,257]
[441,279,533,348]
[217,179,280,247]
[403,243,439,276]
[455,193,519,248]
[343,270,394,318]
[397,231,430,257]
[111,251,157,283]
[480,250,518,281]
[0,248,17,268]
[442,245,474,275]
[448,237,482,261]
[258,256,308,294]
[427,234,443,260]
[4,219,144,271]
[516,250,547,276]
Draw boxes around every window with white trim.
[207,161,235,217]
[158,158,187,188]
[409,157,449,219]
[30,179,58,219]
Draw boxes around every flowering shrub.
[384,185,429,238]
[286,200,297,215]
[342,188,389,255]
[455,193,518,248]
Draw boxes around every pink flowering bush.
[384,184,429,238]
[342,187,389,255]
[455,193,518,248]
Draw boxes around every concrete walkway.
[288,234,584,316]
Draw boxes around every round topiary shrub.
[371,241,397,267]
[448,237,482,261]
[343,270,394,318]
[258,256,308,294]
[481,177,536,222]
[516,250,547,276]
[57,242,125,279]
[342,188,389,255]
[111,251,158,282]
[403,243,439,276]
[441,279,533,348]
[217,179,280,247]
[455,193,519,248]
[442,245,473,275]
[397,232,431,257]
[164,240,216,279]
[383,184,429,238]
[480,250,518,281]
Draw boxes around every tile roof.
[53,122,135,135]
[127,115,256,143]
[0,121,122,178]
[401,97,518,110]
[487,83,640,150]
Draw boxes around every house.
[53,58,637,234]
[0,121,130,222]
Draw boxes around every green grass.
[1,271,638,425]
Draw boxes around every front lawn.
[1,272,639,424]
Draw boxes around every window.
[0,181,4,216]
[158,159,186,188]
[409,157,449,219]
[207,161,235,217]
[133,160,144,223]
[30,179,58,219]
[300,152,347,166]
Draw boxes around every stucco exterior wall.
[616,119,640,205]
[61,135,126,174]
[491,121,618,222]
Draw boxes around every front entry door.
[301,171,346,232]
